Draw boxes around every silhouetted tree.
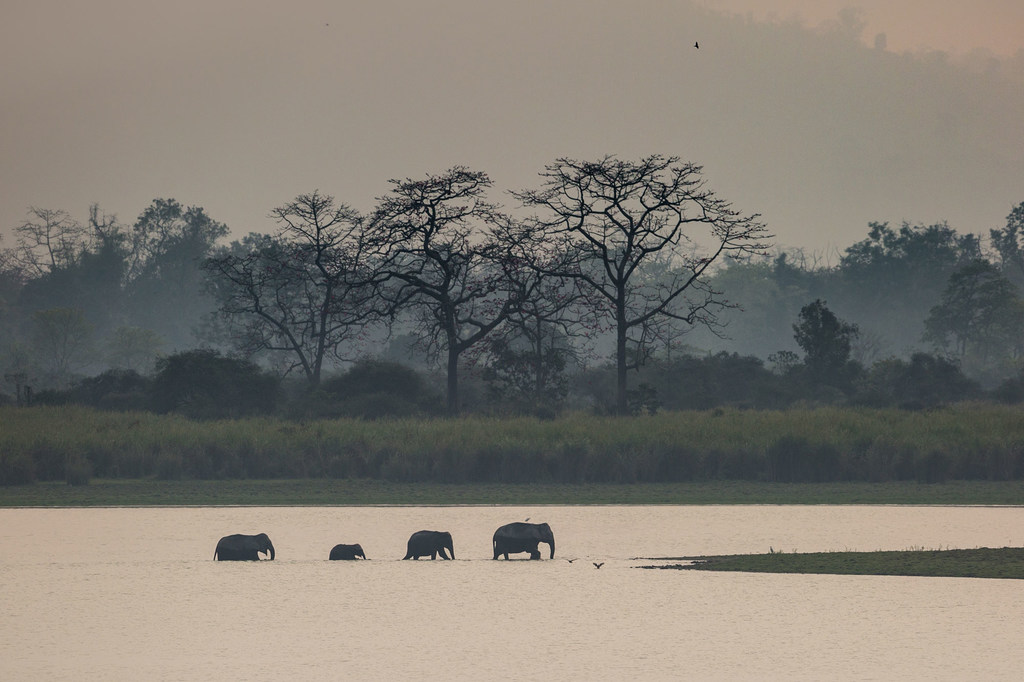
[369,168,517,415]
[128,199,228,349]
[923,260,1023,375]
[514,155,770,414]
[206,191,385,387]
[5,207,87,277]
[793,299,860,390]
[834,220,981,355]
[486,221,594,413]
[989,201,1024,287]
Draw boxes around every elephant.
[214,533,275,561]
[403,530,454,560]
[329,543,367,560]
[492,522,555,560]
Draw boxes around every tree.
[486,222,595,413]
[31,308,95,388]
[514,155,770,414]
[835,220,981,355]
[923,260,1023,373]
[106,326,164,373]
[989,201,1024,287]
[5,207,88,277]
[205,192,384,387]
[793,299,860,389]
[128,199,228,349]
[4,204,129,342]
[369,168,517,415]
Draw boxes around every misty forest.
[3,152,1024,487]
[2,152,1023,419]
[3,8,1024,488]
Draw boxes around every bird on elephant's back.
[214,533,275,561]
[492,522,555,560]
[403,530,454,560]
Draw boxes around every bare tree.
[6,207,88,277]
[486,220,597,411]
[514,155,771,414]
[369,168,517,415]
[205,191,384,386]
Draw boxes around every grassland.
[642,547,1024,579]
[3,404,1024,501]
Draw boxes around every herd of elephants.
[212,521,556,562]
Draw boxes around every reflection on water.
[2,505,1024,680]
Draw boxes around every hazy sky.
[3,0,1023,255]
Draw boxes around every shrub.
[150,350,280,419]
[317,360,439,419]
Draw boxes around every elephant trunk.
[267,544,275,560]
[548,537,555,559]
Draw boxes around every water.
[3,505,1024,680]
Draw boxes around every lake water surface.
[2,505,1023,680]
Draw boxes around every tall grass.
[2,403,1024,485]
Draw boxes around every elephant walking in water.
[493,522,555,560]
[329,543,367,560]
[403,530,454,560]
[214,533,275,561]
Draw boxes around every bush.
[854,353,980,408]
[73,369,151,411]
[150,350,280,419]
[316,360,439,419]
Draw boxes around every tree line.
[2,155,1023,417]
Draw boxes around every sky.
[2,0,1023,256]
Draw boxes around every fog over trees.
[2,155,1023,416]
[2,8,1022,416]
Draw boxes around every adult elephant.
[403,530,454,560]
[214,533,275,561]
[329,543,367,560]
[492,522,555,560]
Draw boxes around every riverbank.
[3,479,1024,507]
[642,546,1024,579]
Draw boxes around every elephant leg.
[530,550,541,560]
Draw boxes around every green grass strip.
[3,479,1024,507]
[644,547,1024,579]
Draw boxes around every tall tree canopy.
[205,191,384,387]
[369,168,517,414]
[793,299,860,389]
[514,155,770,414]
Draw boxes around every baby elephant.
[329,543,367,560]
